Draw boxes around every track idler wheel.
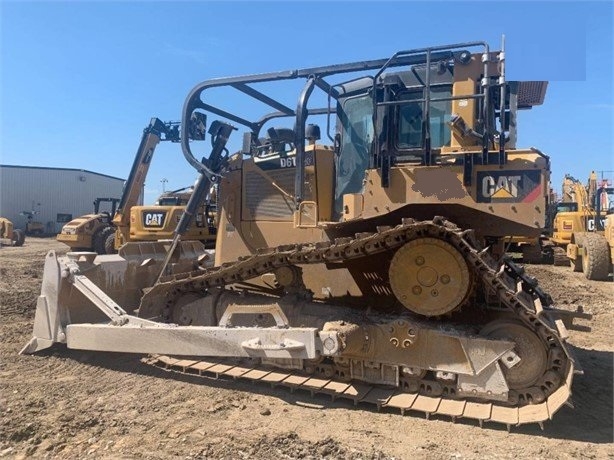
[480,320,547,390]
[388,237,473,316]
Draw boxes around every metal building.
[0,165,125,234]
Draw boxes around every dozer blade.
[21,241,212,355]
[20,246,337,361]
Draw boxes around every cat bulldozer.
[0,217,25,247]
[22,39,591,428]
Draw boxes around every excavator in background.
[56,197,120,254]
[23,39,592,428]
[0,217,25,247]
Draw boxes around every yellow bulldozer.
[22,39,591,428]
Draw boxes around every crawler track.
[141,217,579,427]
[145,353,573,429]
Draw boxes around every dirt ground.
[1,238,612,459]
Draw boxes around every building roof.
[0,164,125,182]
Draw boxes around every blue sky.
[1,1,612,203]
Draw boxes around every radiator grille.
[244,169,313,220]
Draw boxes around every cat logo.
[143,211,166,228]
[481,175,522,199]
[587,218,605,231]
[477,170,541,203]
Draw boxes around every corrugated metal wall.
[0,165,125,234]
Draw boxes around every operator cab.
[334,65,454,212]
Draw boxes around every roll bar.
[179,40,503,200]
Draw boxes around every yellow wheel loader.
[23,39,591,428]
[566,182,614,280]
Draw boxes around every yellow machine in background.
[0,217,25,247]
[20,210,45,236]
[57,117,212,254]
[56,117,180,255]
[517,171,613,271]
[56,197,120,254]
[564,174,614,280]
[109,116,212,251]
[547,173,596,265]
[129,186,217,248]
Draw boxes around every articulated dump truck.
[22,40,591,428]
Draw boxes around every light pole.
[161,178,168,193]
